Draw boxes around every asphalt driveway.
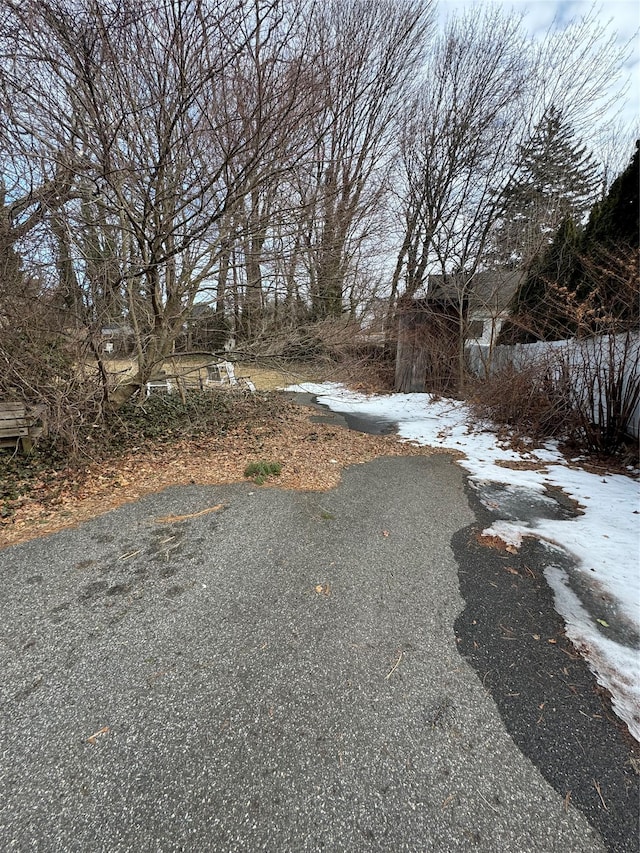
[0,455,629,851]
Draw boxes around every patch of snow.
[545,566,640,741]
[286,383,640,741]
[482,521,526,549]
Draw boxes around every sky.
[438,0,639,135]
[287,382,640,744]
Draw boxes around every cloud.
[437,0,639,131]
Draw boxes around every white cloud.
[437,0,639,146]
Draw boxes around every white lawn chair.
[205,361,237,386]
[205,361,255,392]
[145,379,173,397]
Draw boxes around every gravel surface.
[0,456,608,851]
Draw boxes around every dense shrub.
[471,333,639,459]
[471,361,579,440]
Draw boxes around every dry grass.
[233,361,329,390]
[98,355,332,392]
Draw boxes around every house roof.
[427,269,524,314]
[101,324,134,337]
[189,302,215,318]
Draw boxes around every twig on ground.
[478,792,500,814]
[593,779,608,810]
[385,649,403,680]
[155,504,225,524]
[87,726,110,744]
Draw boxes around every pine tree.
[492,107,600,267]
[499,216,582,343]
[501,142,639,341]
[582,141,639,249]
[573,141,639,327]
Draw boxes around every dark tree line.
[502,142,639,343]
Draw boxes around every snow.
[287,383,640,741]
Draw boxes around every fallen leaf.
[504,566,520,576]
[314,583,331,596]
[533,634,541,640]
[548,638,557,644]
[596,618,610,628]
[87,725,110,744]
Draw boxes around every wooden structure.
[427,270,524,349]
[394,270,524,392]
[395,297,462,393]
[0,402,46,453]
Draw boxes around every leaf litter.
[0,401,438,548]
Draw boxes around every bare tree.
[1,0,630,419]
[389,4,629,387]
[298,0,434,320]
[0,0,318,402]
[207,0,318,342]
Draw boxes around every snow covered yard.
[288,383,640,743]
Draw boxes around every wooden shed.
[394,296,463,393]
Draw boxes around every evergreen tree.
[491,106,600,267]
[501,142,639,342]
[582,141,639,249]
[499,216,582,343]
[573,141,639,327]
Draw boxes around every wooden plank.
[0,436,32,451]
[0,426,29,436]
[0,419,27,427]
[0,400,42,453]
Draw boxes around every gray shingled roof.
[427,269,524,314]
